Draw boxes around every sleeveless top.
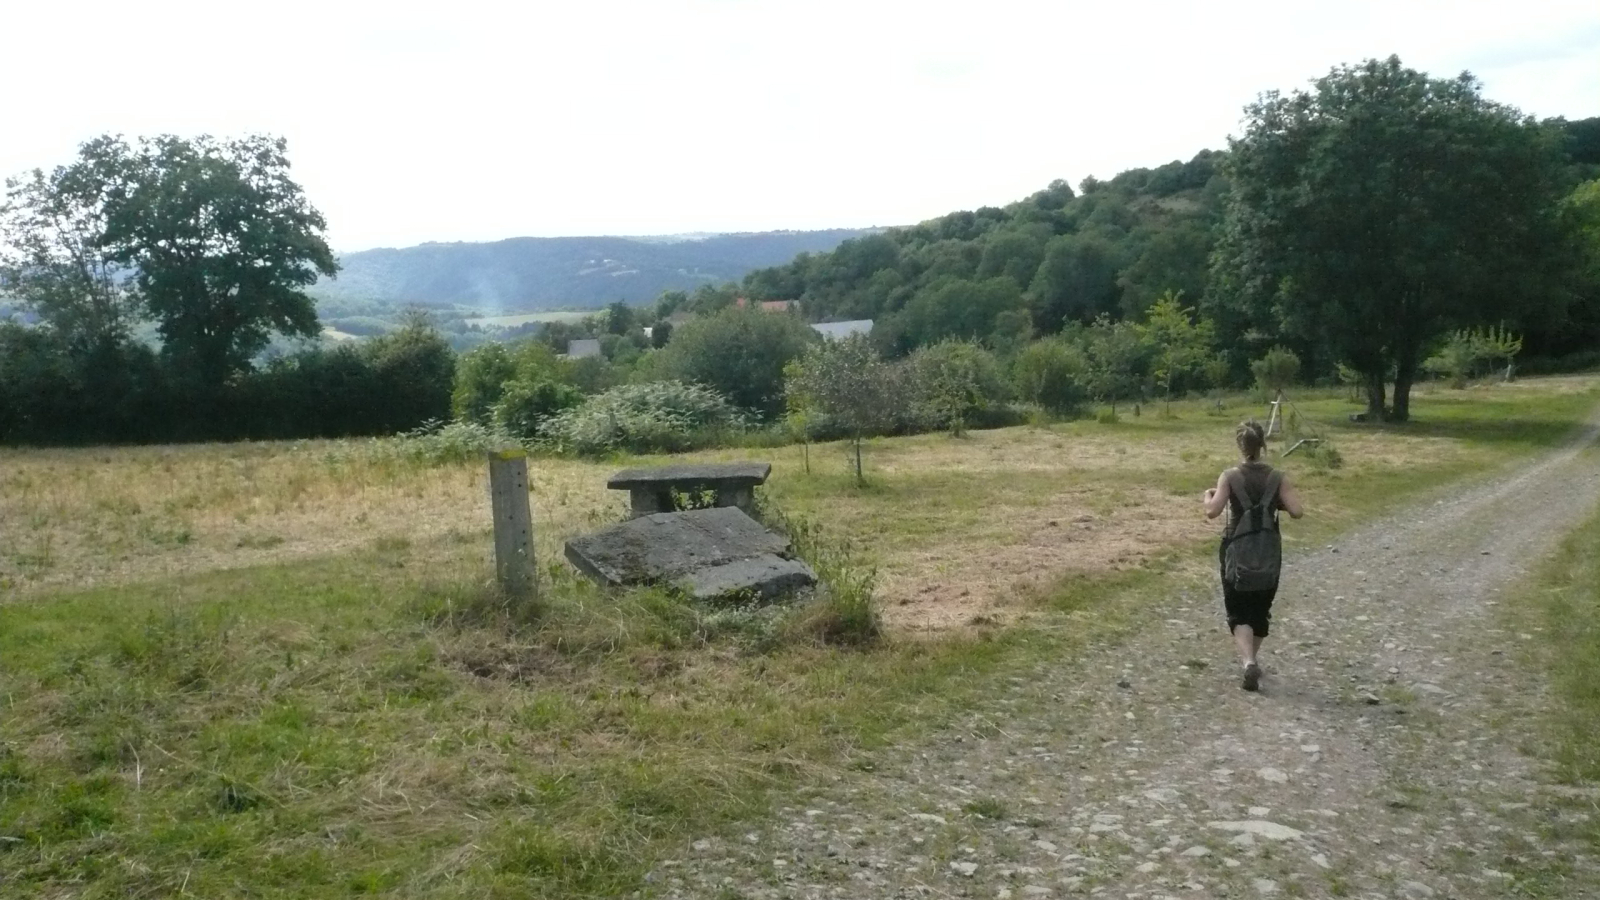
[1224,461,1281,537]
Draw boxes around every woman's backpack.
[1222,468,1284,591]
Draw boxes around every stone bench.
[607,462,771,519]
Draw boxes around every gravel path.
[662,421,1600,900]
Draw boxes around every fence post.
[488,448,537,600]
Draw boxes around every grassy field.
[1,376,1596,897]
[465,310,597,328]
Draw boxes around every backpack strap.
[1223,468,1253,537]
[1262,469,1284,512]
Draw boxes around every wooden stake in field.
[488,448,538,599]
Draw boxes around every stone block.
[565,506,788,586]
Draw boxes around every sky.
[2,0,1597,253]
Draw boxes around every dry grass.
[4,377,1594,636]
[0,444,623,595]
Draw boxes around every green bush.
[657,306,816,419]
[904,339,1009,435]
[1013,337,1089,414]
[383,419,528,466]
[1251,346,1300,395]
[492,379,583,438]
[540,381,748,456]
[452,341,569,424]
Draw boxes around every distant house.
[733,297,794,313]
[810,320,873,341]
[565,338,602,359]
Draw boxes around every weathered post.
[488,448,537,599]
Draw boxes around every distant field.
[466,310,596,328]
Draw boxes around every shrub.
[540,380,747,456]
[1251,346,1301,395]
[453,341,569,424]
[1301,440,1344,470]
[492,379,583,439]
[1013,337,1089,414]
[383,419,528,466]
[1423,332,1476,388]
[905,339,1009,436]
[657,306,816,419]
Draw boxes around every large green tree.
[1211,56,1570,421]
[90,134,338,386]
[0,154,141,357]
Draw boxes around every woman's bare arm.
[1202,471,1230,519]
[1278,473,1305,519]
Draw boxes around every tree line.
[737,58,1600,421]
[4,56,1599,445]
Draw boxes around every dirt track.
[665,418,1600,899]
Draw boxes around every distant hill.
[311,229,879,312]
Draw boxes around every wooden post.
[1266,392,1283,437]
[488,449,537,599]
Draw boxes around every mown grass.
[1,376,1596,897]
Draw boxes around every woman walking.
[1201,421,1305,691]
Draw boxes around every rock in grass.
[1208,820,1305,841]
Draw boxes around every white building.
[810,320,873,341]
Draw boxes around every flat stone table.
[607,462,771,519]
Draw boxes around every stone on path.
[1208,820,1305,841]
[1181,846,1210,857]
[1257,767,1289,783]
[1254,878,1280,895]
[950,861,978,877]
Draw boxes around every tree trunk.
[1365,369,1387,421]
[1392,352,1417,423]
[853,435,863,486]
[802,439,810,475]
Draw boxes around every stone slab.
[677,554,817,602]
[606,462,771,490]
[564,506,789,586]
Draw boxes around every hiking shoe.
[1242,663,1263,692]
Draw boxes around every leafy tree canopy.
[1210,56,1572,421]
[92,134,339,385]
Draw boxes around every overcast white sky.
[2,0,1596,252]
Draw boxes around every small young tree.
[1423,331,1477,388]
[782,357,815,474]
[1140,290,1215,414]
[1251,346,1301,434]
[1082,314,1147,418]
[785,335,900,485]
[1472,325,1523,381]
